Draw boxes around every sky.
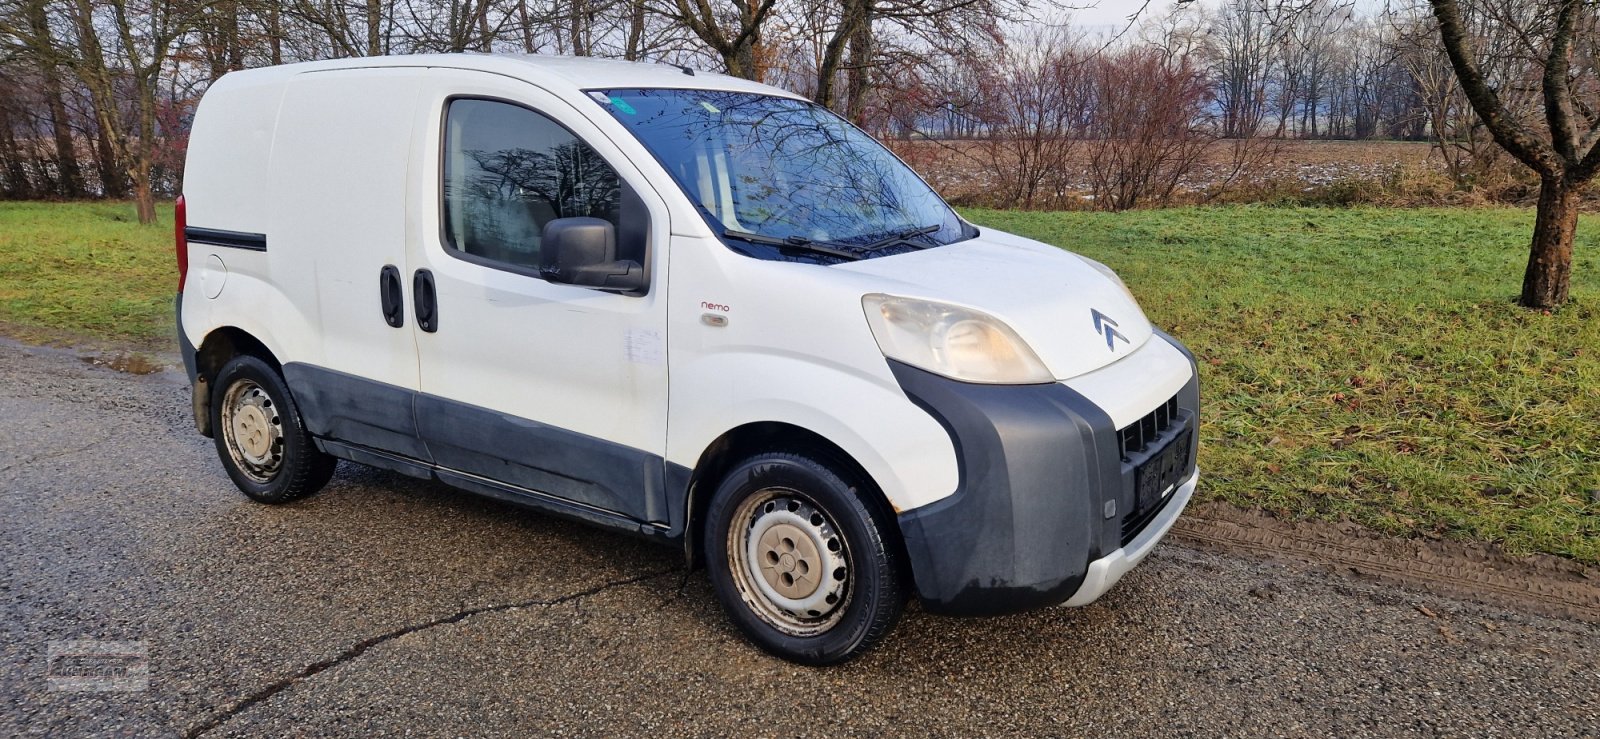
[1065,0,1389,30]
[1064,0,1187,32]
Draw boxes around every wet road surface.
[2,341,1597,737]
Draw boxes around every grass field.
[0,201,175,345]
[1,200,1596,561]
[968,205,1599,561]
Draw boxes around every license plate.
[1136,429,1192,515]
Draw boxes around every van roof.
[222,54,802,98]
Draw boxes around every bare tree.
[0,73,38,198]
[1397,7,1515,187]
[0,0,207,217]
[971,26,1091,209]
[657,0,777,79]
[1083,46,1214,210]
[1290,0,1349,136]
[1344,16,1407,139]
[22,0,84,195]
[52,0,216,222]
[1204,0,1283,138]
[1428,0,1599,308]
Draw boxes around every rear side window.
[442,98,622,270]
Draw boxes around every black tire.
[704,452,905,665]
[209,354,336,504]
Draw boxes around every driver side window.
[442,98,622,270]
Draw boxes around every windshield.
[592,88,969,262]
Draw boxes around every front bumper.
[890,330,1199,617]
[1062,467,1197,606]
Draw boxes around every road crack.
[0,437,109,475]
[182,567,680,738]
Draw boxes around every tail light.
[175,194,188,292]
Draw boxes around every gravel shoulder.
[2,339,1597,737]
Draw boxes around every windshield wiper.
[722,229,863,262]
[859,224,942,251]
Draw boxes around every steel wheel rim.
[728,488,852,637]
[221,379,284,483]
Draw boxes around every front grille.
[1120,485,1178,545]
[1117,394,1181,463]
[1116,392,1192,546]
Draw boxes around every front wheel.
[704,452,905,665]
[209,354,336,504]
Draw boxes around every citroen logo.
[1092,309,1129,352]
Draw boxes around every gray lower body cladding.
[890,331,1199,617]
[176,294,198,382]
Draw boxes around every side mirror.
[539,217,646,293]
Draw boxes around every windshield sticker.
[610,97,637,115]
[699,100,721,114]
[586,91,610,104]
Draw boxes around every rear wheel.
[210,354,335,503]
[705,452,904,665]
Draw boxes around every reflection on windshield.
[593,88,967,261]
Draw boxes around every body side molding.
[186,227,268,251]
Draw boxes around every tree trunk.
[732,40,759,80]
[132,174,156,224]
[569,0,586,56]
[227,0,242,70]
[367,0,382,55]
[42,74,82,198]
[844,10,872,125]
[131,78,159,225]
[624,0,645,60]
[0,106,34,199]
[519,0,536,53]
[1520,175,1578,309]
[268,2,282,64]
[719,51,745,79]
[814,0,866,110]
[129,145,156,223]
[94,123,125,197]
[477,0,494,51]
[27,0,82,197]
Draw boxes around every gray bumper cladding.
[176,294,198,383]
[889,360,1121,616]
[176,294,212,437]
[889,332,1200,617]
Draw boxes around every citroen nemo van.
[177,54,1200,665]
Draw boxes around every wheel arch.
[196,325,282,378]
[680,421,907,572]
[189,326,283,437]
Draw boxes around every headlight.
[862,294,1053,384]
[1077,255,1137,304]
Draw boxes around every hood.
[835,229,1152,381]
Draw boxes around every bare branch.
[1429,0,1562,175]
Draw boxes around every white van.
[177,54,1199,665]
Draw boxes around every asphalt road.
[3,340,1598,737]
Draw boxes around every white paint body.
[180,54,1194,520]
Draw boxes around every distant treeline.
[0,0,1560,217]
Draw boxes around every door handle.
[379,265,404,328]
[413,268,438,333]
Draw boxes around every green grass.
[965,205,1600,562]
[1,201,1596,561]
[0,201,176,345]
